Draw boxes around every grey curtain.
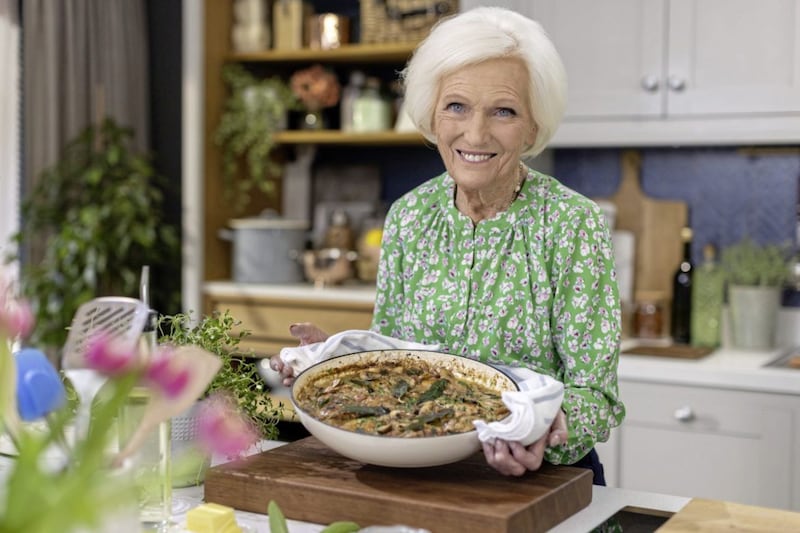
[22,0,150,202]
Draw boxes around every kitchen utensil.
[61,295,150,440]
[61,297,150,370]
[204,436,593,533]
[290,350,518,468]
[302,248,357,288]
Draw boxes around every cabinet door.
[667,0,800,115]
[530,0,666,119]
[618,381,796,510]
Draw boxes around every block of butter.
[186,502,242,533]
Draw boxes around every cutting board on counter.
[596,150,688,303]
[204,436,593,533]
[658,498,800,531]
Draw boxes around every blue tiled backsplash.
[554,147,800,264]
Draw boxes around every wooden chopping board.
[658,498,800,531]
[596,150,688,306]
[204,436,593,533]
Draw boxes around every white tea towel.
[473,365,564,447]
[279,329,440,375]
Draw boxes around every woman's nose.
[464,113,489,144]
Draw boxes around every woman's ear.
[524,125,537,150]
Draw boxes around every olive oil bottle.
[691,243,725,347]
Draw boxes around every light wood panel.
[660,498,800,531]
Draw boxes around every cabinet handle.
[668,75,686,92]
[640,74,660,92]
[673,405,695,422]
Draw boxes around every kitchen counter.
[619,339,799,395]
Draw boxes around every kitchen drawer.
[206,296,373,358]
[620,381,785,436]
[617,380,797,509]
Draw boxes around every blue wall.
[555,148,800,263]
[369,145,800,265]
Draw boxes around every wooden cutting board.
[596,150,688,307]
[658,498,800,531]
[203,436,593,533]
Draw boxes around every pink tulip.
[84,332,138,376]
[0,276,34,339]
[197,394,259,459]
[144,347,191,398]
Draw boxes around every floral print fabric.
[371,165,626,464]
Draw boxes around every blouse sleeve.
[545,202,626,465]
[370,201,404,337]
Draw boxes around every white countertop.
[204,281,377,304]
[619,339,799,395]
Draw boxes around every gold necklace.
[504,163,527,211]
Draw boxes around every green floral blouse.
[370,165,626,465]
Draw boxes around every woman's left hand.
[482,410,568,476]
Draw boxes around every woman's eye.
[496,107,516,117]
[445,102,465,113]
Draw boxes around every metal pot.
[220,215,309,283]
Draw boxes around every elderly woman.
[272,7,625,482]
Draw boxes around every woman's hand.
[482,410,568,476]
[268,322,330,387]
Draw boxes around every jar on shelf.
[352,77,392,132]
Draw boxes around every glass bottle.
[352,76,391,132]
[691,243,725,347]
[340,70,365,132]
[670,226,694,344]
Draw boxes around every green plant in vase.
[720,237,791,349]
[10,118,179,353]
[215,64,301,212]
[156,310,282,485]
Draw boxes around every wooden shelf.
[273,130,426,146]
[228,42,418,64]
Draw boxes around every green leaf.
[268,500,290,533]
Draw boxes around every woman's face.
[432,57,536,194]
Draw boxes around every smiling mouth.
[457,150,495,163]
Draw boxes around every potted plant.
[214,64,300,212]
[11,118,180,354]
[156,310,282,486]
[720,238,791,349]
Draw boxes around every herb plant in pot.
[215,64,300,213]
[720,238,791,349]
[156,310,282,486]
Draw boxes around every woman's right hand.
[268,322,330,387]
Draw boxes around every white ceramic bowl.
[290,349,518,467]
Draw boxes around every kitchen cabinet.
[460,0,800,146]
[203,283,375,358]
[607,379,800,511]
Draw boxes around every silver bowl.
[290,349,518,467]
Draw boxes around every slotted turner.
[61,296,150,370]
[61,294,150,441]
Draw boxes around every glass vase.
[118,387,173,532]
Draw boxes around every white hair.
[400,7,567,158]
